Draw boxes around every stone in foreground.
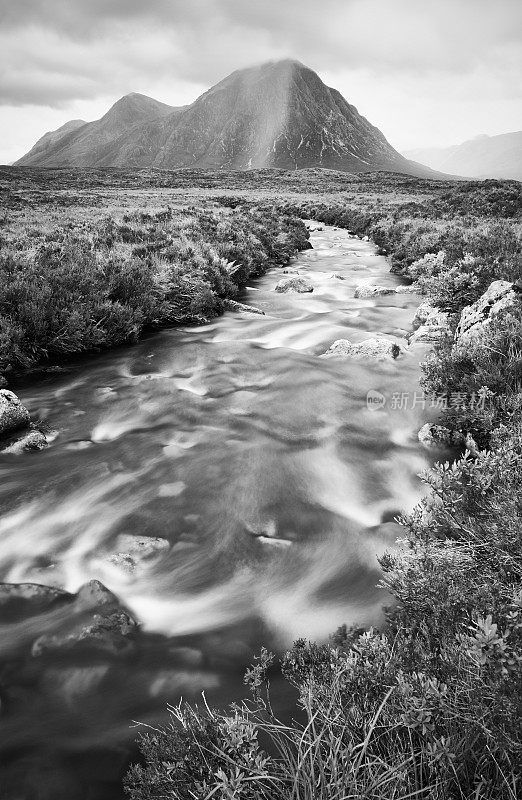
[29,580,138,656]
[275,276,313,293]
[1,428,48,454]
[321,337,404,361]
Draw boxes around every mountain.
[18,119,86,164]
[17,93,177,168]
[16,60,444,177]
[404,131,522,181]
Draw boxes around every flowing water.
[0,223,435,799]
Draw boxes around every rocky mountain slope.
[17,94,177,168]
[16,60,443,177]
[405,131,522,181]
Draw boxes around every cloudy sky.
[1,0,520,164]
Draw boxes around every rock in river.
[0,579,137,656]
[223,299,265,315]
[275,276,313,293]
[0,389,30,437]
[1,428,48,454]
[321,337,404,361]
[354,285,395,299]
[31,580,137,656]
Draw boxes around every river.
[0,222,434,799]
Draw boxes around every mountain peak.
[15,60,444,177]
[101,93,173,123]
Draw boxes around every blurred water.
[0,223,433,799]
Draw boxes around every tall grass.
[0,204,309,382]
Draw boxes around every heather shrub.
[0,205,309,378]
[421,309,522,446]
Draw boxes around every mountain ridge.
[404,131,522,181]
[16,60,448,178]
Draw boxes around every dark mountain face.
[16,60,444,177]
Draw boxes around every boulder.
[30,580,137,656]
[223,299,265,316]
[1,428,48,455]
[354,285,395,299]
[409,306,451,344]
[321,337,404,361]
[454,281,520,346]
[0,390,30,437]
[275,276,313,293]
[412,300,436,327]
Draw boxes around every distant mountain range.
[15,59,444,178]
[404,131,522,181]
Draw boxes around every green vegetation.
[0,202,309,381]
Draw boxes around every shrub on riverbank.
[0,205,309,380]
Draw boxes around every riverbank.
[0,201,309,386]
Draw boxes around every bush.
[0,205,310,377]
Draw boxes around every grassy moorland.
[0,178,310,385]
[1,167,521,798]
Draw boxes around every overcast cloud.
[1,0,521,163]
